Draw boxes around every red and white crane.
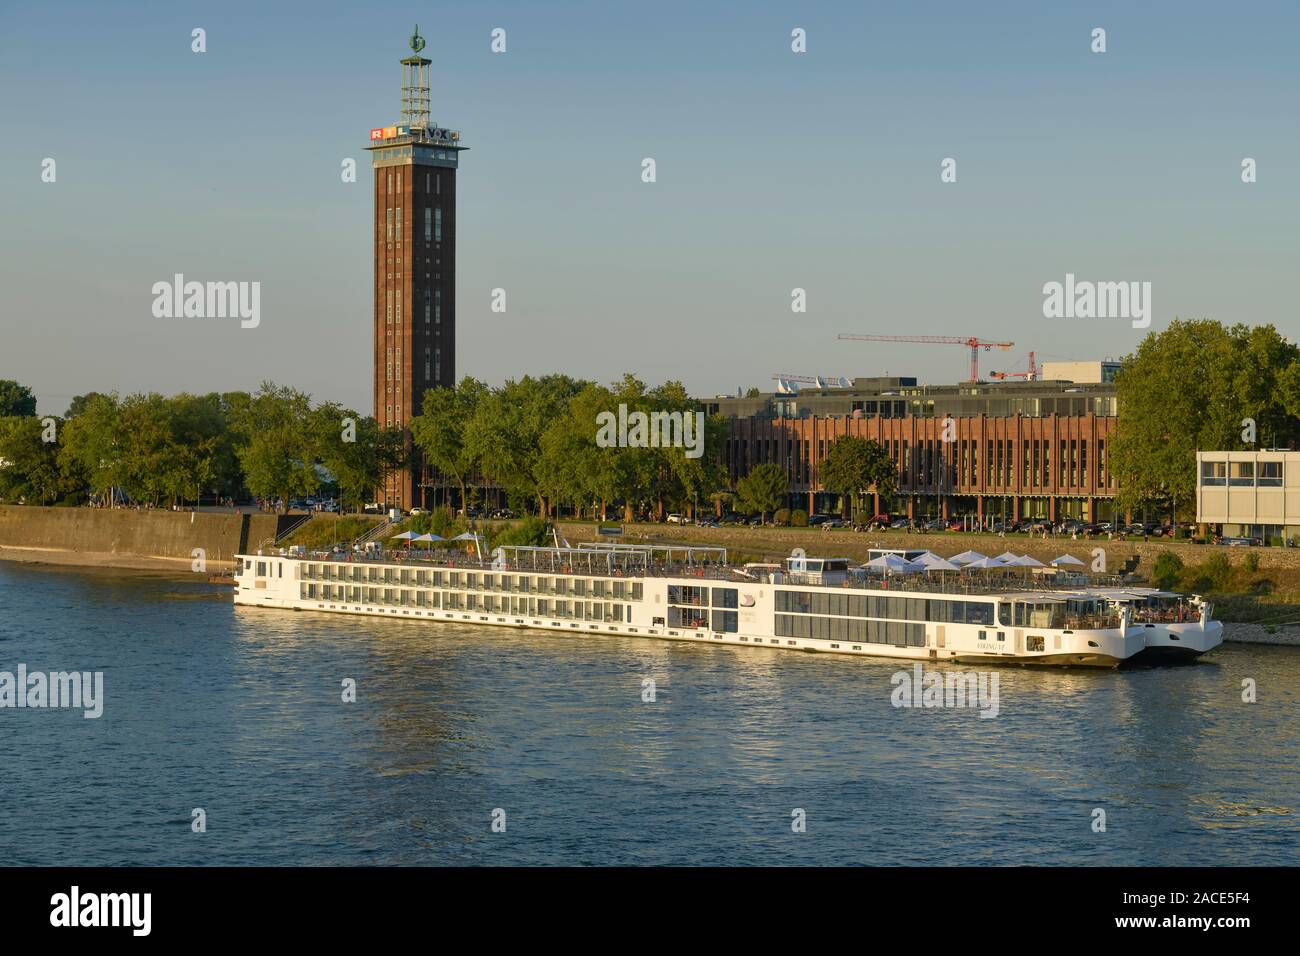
[988,352,1037,381]
[836,334,1015,382]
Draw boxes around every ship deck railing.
[266,548,1173,599]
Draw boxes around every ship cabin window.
[712,610,738,632]
[667,585,708,606]
[1005,601,1066,629]
[257,561,267,577]
[668,606,709,628]
[712,588,738,608]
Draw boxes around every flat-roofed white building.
[1196,450,1299,544]
[1039,360,1120,384]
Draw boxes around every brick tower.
[365,25,466,509]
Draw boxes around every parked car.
[923,518,945,531]
[696,517,719,528]
[945,518,965,531]
[889,518,910,530]
[870,514,892,526]
[808,514,831,526]
[666,513,684,524]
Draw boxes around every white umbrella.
[995,551,1022,563]
[949,549,988,566]
[913,552,961,572]
[1010,554,1046,568]
[1050,554,1086,567]
[390,530,418,540]
[412,533,443,548]
[963,556,1009,570]
[864,554,924,573]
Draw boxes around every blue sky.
[2,0,1297,414]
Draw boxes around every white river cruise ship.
[232,542,1222,668]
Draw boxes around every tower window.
[395,206,401,241]
[434,208,442,242]
[424,207,431,241]
[386,208,393,241]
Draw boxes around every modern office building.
[367,27,466,509]
[707,375,1122,522]
[1196,450,1299,542]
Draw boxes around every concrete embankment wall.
[0,505,286,571]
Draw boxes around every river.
[0,561,1295,865]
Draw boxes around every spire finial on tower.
[401,25,432,128]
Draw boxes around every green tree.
[735,462,787,523]
[0,381,37,417]
[313,405,385,512]
[234,383,318,511]
[1111,320,1300,519]
[818,435,898,518]
[411,377,487,510]
[1150,552,1185,590]
[58,392,124,500]
[64,392,109,419]
[0,416,76,504]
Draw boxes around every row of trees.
[0,384,406,511]
[2,374,897,519]
[8,318,1288,520]
[411,373,734,519]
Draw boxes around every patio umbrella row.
[862,550,1087,574]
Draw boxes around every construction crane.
[771,373,852,394]
[988,352,1037,381]
[836,334,1014,383]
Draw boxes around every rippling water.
[0,561,1296,865]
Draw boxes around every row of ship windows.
[776,615,927,646]
[296,564,643,599]
[775,591,995,625]
[300,585,631,620]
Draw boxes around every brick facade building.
[725,412,1119,522]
